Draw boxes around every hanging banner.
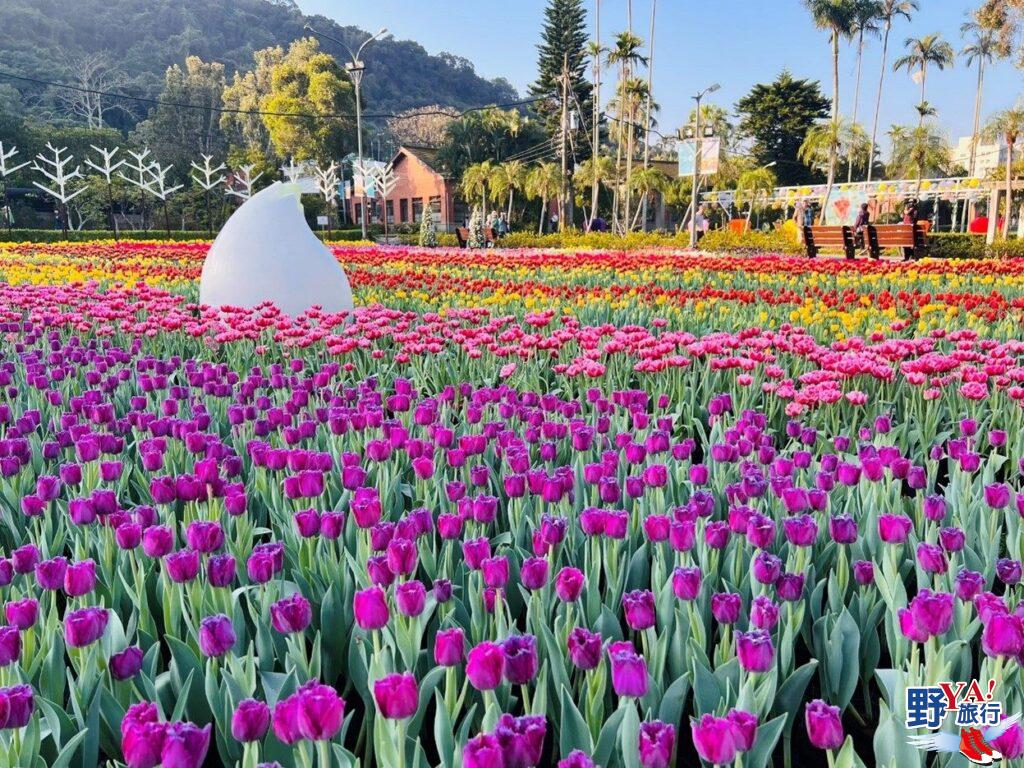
[678,138,721,176]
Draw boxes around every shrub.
[928,233,986,260]
[699,228,803,255]
[0,228,370,244]
[990,237,1024,259]
[418,211,437,248]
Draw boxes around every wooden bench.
[455,226,498,248]
[865,223,929,260]
[803,225,856,259]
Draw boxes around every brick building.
[348,146,466,233]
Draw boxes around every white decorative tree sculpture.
[0,142,30,234]
[314,161,340,239]
[190,155,226,236]
[373,163,400,242]
[32,144,88,238]
[85,146,124,236]
[227,164,263,201]
[118,149,154,230]
[139,162,184,238]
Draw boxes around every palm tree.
[849,0,883,181]
[893,33,955,128]
[868,0,918,182]
[983,106,1024,237]
[628,166,668,229]
[605,31,647,232]
[587,36,605,230]
[574,155,616,225]
[888,121,950,196]
[804,0,858,221]
[461,161,493,212]
[489,160,526,221]
[736,167,779,225]
[961,20,1002,177]
[799,118,870,220]
[640,0,658,231]
[525,162,562,235]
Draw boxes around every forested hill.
[0,0,518,129]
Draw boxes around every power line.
[0,68,548,122]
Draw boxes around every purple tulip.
[622,589,656,631]
[916,543,948,575]
[63,558,97,597]
[197,614,235,657]
[435,627,465,666]
[353,586,390,630]
[558,750,596,768]
[691,714,737,766]
[502,635,538,685]
[608,641,648,698]
[555,567,585,602]
[735,629,774,673]
[982,613,1024,658]
[165,549,200,583]
[373,673,419,719]
[638,720,675,768]
[121,701,166,768]
[711,592,741,624]
[231,699,271,742]
[727,709,758,752]
[294,680,345,740]
[464,733,505,768]
[0,627,20,667]
[567,627,602,670]
[63,606,109,648]
[466,641,504,690]
[852,560,875,586]
[805,700,844,750]
[395,580,427,617]
[878,514,912,544]
[110,646,144,681]
[270,593,312,634]
[4,598,37,630]
[908,590,954,637]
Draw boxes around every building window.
[429,195,441,223]
[354,203,362,224]
[386,200,394,224]
[412,197,424,222]
[400,199,409,223]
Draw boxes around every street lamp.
[688,82,720,249]
[304,24,387,240]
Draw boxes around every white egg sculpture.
[200,180,354,317]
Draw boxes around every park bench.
[803,225,856,259]
[455,227,498,248]
[865,223,930,260]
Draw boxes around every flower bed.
[0,242,1021,768]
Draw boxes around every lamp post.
[688,82,719,249]
[304,24,387,240]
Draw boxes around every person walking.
[902,199,918,260]
[854,202,870,257]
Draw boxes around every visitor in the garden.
[902,199,918,259]
[854,203,870,255]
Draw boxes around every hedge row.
[0,229,370,243]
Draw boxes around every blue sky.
[298,0,1021,145]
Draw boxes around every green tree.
[888,122,950,195]
[418,205,437,247]
[529,0,593,140]
[221,46,285,162]
[983,105,1024,236]
[260,38,356,162]
[606,31,648,231]
[978,0,1022,67]
[804,0,858,219]
[525,162,561,234]
[868,0,919,181]
[961,20,1003,177]
[489,160,527,221]
[799,118,870,202]
[573,155,616,224]
[735,71,831,186]
[849,1,883,181]
[736,166,778,224]
[461,161,494,211]
[627,166,668,229]
[893,34,955,128]
[436,109,545,180]
[135,56,226,176]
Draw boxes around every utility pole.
[640,0,656,231]
[688,83,720,249]
[559,54,571,232]
[590,0,601,231]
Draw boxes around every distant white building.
[951,135,1008,177]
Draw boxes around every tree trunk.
[918,65,927,129]
[590,0,601,230]
[1004,136,1015,238]
[849,30,865,183]
[820,31,840,224]
[969,60,985,177]
[539,195,547,235]
[867,22,891,183]
[507,190,514,222]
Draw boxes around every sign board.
[678,138,721,176]
[316,215,329,226]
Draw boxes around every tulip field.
[3,240,1024,768]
